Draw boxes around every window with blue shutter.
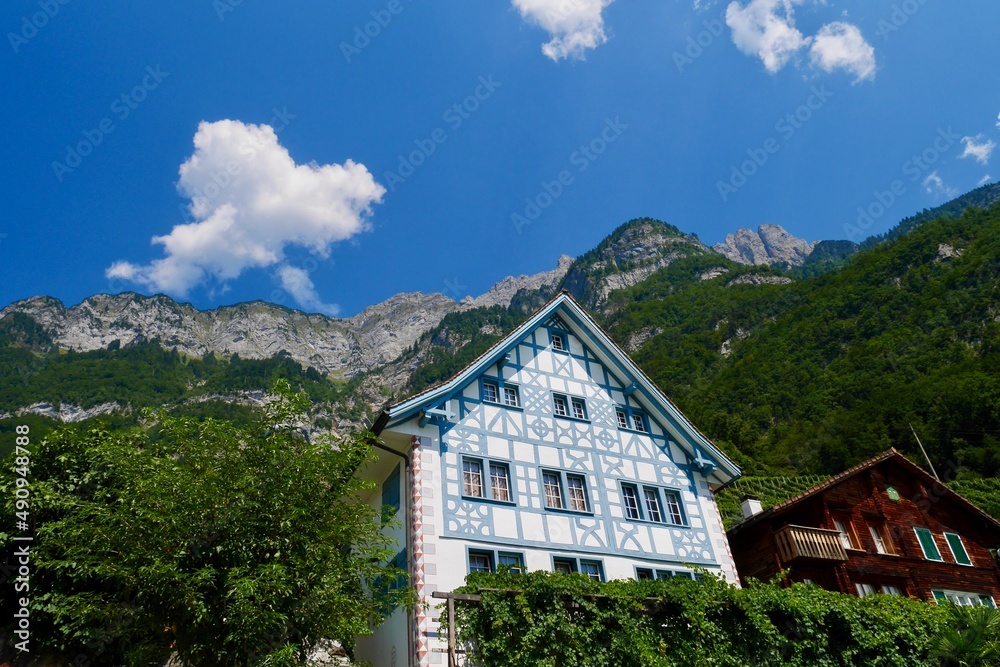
[382,465,401,518]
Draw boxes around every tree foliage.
[0,381,411,666]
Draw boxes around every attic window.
[551,332,566,351]
[886,486,900,502]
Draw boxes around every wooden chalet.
[726,449,1000,606]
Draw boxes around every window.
[462,457,513,503]
[914,527,943,561]
[543,470,591,513]
[469,550,493,573]
[622,484,641,520]
[944,533,972,566]
[855,583,876,598]
[551,332,566,351]
[553,556,604,580]
[553,394,568,417]
[503,385,520,407]
[656,570,697,581]
[618,482,684,525]
[933,590,996,607]
[662,490,684,525]
[635,567,654,581]
[579,560,604,582]
[497,552,525,573]
[543,472,564,509]
[553,557,575,574]
[490,463,511,502]
[566,475,589,512]
[553,393,587,420]
[616,409,629,429]
[633,413,648,433]
[868,523,895,555]
[834,519,859,549]
[381,465,401,518]
[644,489,664,523]
[468,549,526,574]
[482,381,499,403]
[463,459,484,498]
[881,585,903,596]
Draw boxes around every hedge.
[448,571,949,667]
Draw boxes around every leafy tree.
[0,381,411,666]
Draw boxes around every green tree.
[1,380,411,666]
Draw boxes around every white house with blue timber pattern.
[354,292,742,667]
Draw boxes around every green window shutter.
[945,533,972,565]
[915,528,943,561]
[932,590,948,603]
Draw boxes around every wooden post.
[447,595,457,667]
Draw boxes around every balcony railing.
[774,525,849,564]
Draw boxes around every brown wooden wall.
[727,459,1000,602]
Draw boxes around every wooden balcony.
[774,525,849,564]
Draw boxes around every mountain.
[3,186,1000,488]
[712,224,818,266]
[0,257,572,380]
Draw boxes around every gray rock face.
[713,224,818,266]
[0,257,572,380]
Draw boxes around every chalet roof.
[372,290,742,485]
[727,448,1000,537]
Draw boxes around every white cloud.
[725,1,875,81]
[725,0,809,73]
[276,265,340,316]
[996,112,1000,129]
[808,22,876,82]
[922,171,958,199]
[959,134,996,165]
[978,174,994,187]
[512,0,614,61]
[107,120,385,310]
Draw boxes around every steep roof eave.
[727,449,1000,537]
[375,291,741,484]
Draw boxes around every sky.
[2,0,999,318]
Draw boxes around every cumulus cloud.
[107,120,385,311]
[276,265,340,317]
[959,134,996,165]
[725,0,809,73]
[922,171,958,199]
[725,0,875,80]
[512,0,614,61]
[809,22,876,82]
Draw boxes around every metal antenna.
[909,422,940,481]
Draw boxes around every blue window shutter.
[382,465,401,517]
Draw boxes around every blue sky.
[2,0,998,317]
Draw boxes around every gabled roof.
[728,449,1000,536]
[373,291,742,485]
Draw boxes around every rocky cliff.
[712,224,818,266]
